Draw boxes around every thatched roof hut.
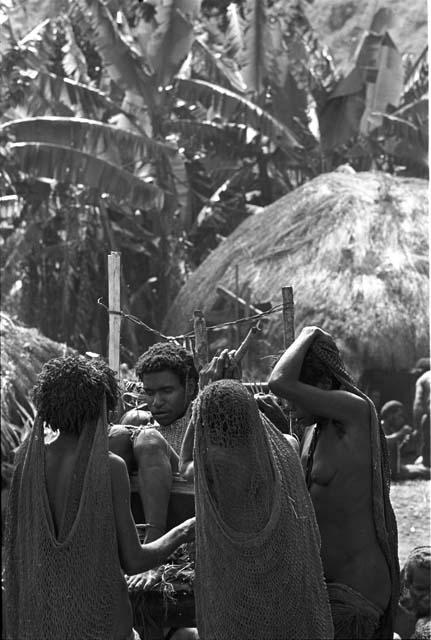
[1,312,73,438]
[165,170,429,382]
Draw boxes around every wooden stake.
[193,310,208,372]
[282,286,295,435]
[108,252,121,379]
[234,264,241,344]
[282,286,295,349]
[231,319,263,366]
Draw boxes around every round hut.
[165,170,428,408]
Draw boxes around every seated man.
[109,343,198,588]
[268,326,400,640]
[3,355,195,640]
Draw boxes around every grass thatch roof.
[165,170,429,379]
[1,312,74,439]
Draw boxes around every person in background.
[395,546,430,640]
[3,355,195,640]
[412,358,430,468]
[380,401,414,479]
[268,326,399,640]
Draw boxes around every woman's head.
[32,355,119,435]
[299,350,340,390]
[195,379,259,448]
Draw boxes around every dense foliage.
[0,0,428,360]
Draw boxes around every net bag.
[4,403,128,640]
[193,379,334,640]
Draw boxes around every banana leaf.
[144,1,201,87]
[239,0,266,94]
[191,39,247,93]
[10,142,164,210]
[167,118,249,153]
[2,117,176,170]
[356,32,403,134]
[31,71,122,118]
[61,21,90,83]
[401,46,428,105]
[175,78,302,152]
[74,0,157,112]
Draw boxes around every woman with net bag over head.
[181,347,334,640]
[269,326,400,640]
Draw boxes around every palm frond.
[9,142,164,209]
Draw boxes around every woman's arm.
[109,453,195,575]
[268,326,368,425]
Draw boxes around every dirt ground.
[390,479,430,567]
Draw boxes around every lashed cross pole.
[281,286,295,435]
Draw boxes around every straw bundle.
[165,170,429,379]
[1,312,73,453]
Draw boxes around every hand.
[399,425,413,438]
[199,349,241,388]
[300,326,332,342]
[126,569,160,591]
[255,394,290,433]
[180,516,196,543]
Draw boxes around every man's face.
[390,407,405,429]
[409,566,431,617]
[142,370,187,426]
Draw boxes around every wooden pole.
[108,252,121,379]
[193,310,209,372]
[244,285,251,374]
[216,285,261,316]
[282,286,295,349]
[281,286,295,434]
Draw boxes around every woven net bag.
[193,379,334,640]
[4,406,128,640]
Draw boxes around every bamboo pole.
[282,286,295,434]
[193,310,208,372]
[108,252,121,379]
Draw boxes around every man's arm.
[383,425,413,442]
[109,453,194,575]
